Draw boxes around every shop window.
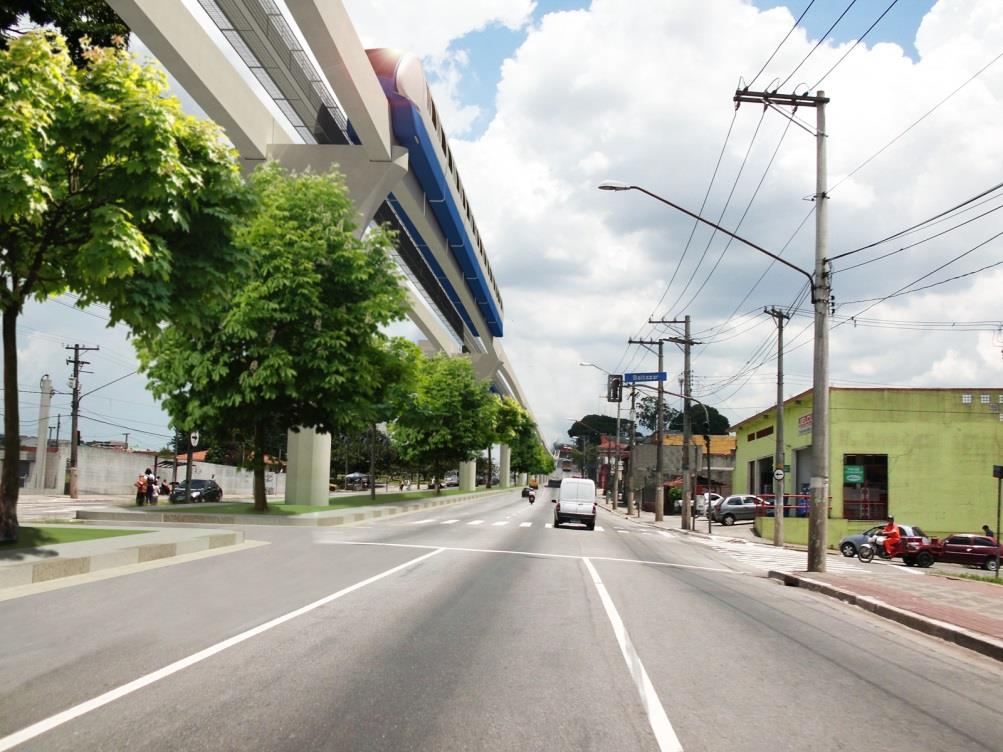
[961,394,972,404]
[842,454,888,520]
[981,394,990,404]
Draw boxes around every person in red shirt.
[882,517,901,557]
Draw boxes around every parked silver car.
[710,494,765,525]
[838,525,929,557]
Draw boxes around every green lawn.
[930,570,1003,586]
[0,526,148,551]
[159,487,498,515]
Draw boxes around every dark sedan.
[927,534,1002,572]
[169,479,223,504]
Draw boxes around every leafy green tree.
[391,354,496,494]
[668,404,730,435]
[138,162,409,511]
[636,395,680,434]
[567,414,619,443]
[0,32,245,541]
[1,1,129,67]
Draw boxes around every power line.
[840,256,1003,306]
[810,0,900,90]
[830,47,1003,193]
[745,0,818,90]
[777,0,858,91]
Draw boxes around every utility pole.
[34,375,53,491]
[766,307,790,546]
[629,336,667,521]
[122,433,129,451]
[735,87,830,572]
[65,345,98,498]
[626,386,637,516]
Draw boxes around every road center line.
[583,558,683,752]
[0,548,445,752]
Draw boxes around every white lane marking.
[492,521,508,526]
[468,520,485,526]
[0,548,445,752]
[441,519,460,525]
[595,526,605,532]
[411,519,437,525]
[545,523,553,528]
[519,522,532,528]
[321,541,742,574]
[617,529,630,534]
[583,558,683,752]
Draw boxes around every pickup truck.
[553,478,597,530]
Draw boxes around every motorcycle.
[857,534,896,563]
[528,491,536,504]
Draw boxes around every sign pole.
[994,464,1002,579]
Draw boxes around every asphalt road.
[2,488,1001,751]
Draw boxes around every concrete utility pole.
[34,376,53,491]
[626,386,637,516]
[733,87,830,572]
[766,307,790,546]
[65,344,98,499]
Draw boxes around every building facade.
[733,388,1003,541]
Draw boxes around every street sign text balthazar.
[624,371,667,383]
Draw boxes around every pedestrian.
[144,467,158,506]
[983,524,996,539]
[134,473,147,505]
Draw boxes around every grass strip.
[157,487,501,515]
[0,525,147,551]
[929,570,1003,586]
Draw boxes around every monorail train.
[366,48,504,340]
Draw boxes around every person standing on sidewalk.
[983,524,995,539]
[134,473,147,505]
[144,468,158,506]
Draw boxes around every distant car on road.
[838,524,929,558]
[169,479,223,504]
[924,533,1002,572]
[710,495,764,525]
[674,492,722,517]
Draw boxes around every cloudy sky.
[12,0,1003,451]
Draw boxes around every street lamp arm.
[602,183,815,290]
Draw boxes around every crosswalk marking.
[595,526,605,532]
[616,529,629,533]
[545,523,553,529]
[468,520,484,525]
[492,521,508,526]
[441,519,460,525]
[519,522,532,527]
[411,519,437,524]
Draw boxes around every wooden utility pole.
[65,344,98,498]
[766,307,790,546]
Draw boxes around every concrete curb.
[75,489,512,528]
[769,570,1003,663]
[0,527,244,590]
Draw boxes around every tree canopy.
[0,31,245,540]
[636,395,680,433]
[1,1,129,67]
[668,404,730,435]
[137,162,410,510]
[391,354,497,492]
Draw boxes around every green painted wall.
[735,388,1003,535]
[755,516,954,549]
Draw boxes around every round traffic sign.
[773,468,785,481]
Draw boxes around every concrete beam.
[284,0,394,163]
[107,0,293,160]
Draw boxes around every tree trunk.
[252,421,267,512]
[486,446,492,489]
[1,303,21,542]
[369,423,376,501]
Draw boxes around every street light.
[577,362,624,510]
[600,180,830,572]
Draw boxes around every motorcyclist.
[881,517,900,557]
[527,489,536,504]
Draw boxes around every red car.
[919,533,1002,572]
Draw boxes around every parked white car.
[553,478,597,530]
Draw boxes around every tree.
[668,404,730,435]
[138,162,409,511]
[391,354,496,494]
[567,414,619,443]
[1,1,129,67]
[0,32,246,541]
[636,395,680,434]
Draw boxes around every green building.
[732,388,1003,546]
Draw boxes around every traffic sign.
[190,431,200,448]
[624,371,667,383]
[773,468,785,481]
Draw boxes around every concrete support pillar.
[517,472,528,486]
[459,460,476,492]
[285,427,331,506]
[498,445,511,488]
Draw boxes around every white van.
[554,478,597,529]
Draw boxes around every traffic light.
[607,374,623,403]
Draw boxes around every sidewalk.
[597,500,1003,662]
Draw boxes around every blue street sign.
[624,371,667,383]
